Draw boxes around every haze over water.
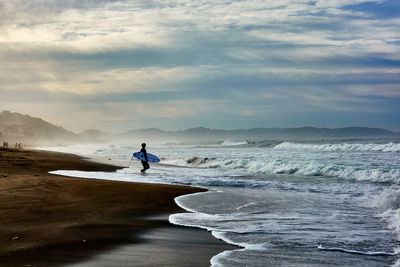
[44,137,400,266]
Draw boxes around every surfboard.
[132,152,161,163]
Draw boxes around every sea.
[39,138,400,266]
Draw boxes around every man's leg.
[141,161,146,173]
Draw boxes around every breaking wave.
[220,140,249,146]
[274,142,400,152]
[372,186,400,243]
[162,156,400,183]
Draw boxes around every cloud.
[0,0,399,130]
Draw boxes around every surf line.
[318,245,398,256]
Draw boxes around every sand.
[0,148,233,266]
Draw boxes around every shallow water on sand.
[44,140,400,266]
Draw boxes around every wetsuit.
[140,148,150,172]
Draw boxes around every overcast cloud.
[0,0,399,132]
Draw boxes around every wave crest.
[274,142,400,152]
[186,156,216,165]
[372,186,400,252]
[221,140,249,146]
[163,156,400,183]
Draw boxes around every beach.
[46,142,399,266]
[0,148,233,266]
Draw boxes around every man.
[140,143,150,173]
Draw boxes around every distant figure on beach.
[140,143,150,174]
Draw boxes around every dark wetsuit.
[140,148,150,172]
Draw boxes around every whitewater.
[42,139,400,266]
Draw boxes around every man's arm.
[143,149,148,162]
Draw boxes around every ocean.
[40,139,400,266]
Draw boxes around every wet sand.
[0,148,233,266]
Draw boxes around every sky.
[0,0,399,133]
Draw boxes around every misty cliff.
[0,111,77,145]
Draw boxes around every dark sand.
[0,148,233,266]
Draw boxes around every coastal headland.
[0,148,233,266]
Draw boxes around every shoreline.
[0,148,233,266]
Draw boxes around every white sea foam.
[162,156,400,183]
[211,231,271,251]
[317,245,398,256]
[172,193,275,267]
[372,186,400,247]
[373,186,400,211]
[275,142,400,152]
[174,191,212,213]
[221,140,249,146]
[210,241,271,267]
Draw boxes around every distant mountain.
[79,129,110,142]
[0,111,77,145]
[218,126,398,140]
[121,126,398,142]
[1,110,398,145]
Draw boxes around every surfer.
[131,145,160,172]
[140,143,150,173]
